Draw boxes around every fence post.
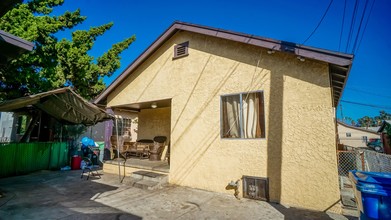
[361,152,365,171]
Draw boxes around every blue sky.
[52,0,391,122]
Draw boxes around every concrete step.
[131,170,168,183]
[123,171,168,190]
[123,177,167,190]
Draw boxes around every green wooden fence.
[0,142,68,178]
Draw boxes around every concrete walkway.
[0,170,357,220]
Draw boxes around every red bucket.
[71,155,82,170]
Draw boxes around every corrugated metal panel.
[0,142,68,178]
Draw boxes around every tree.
[356,111,391,128]
[0,0,135,100]
[357,116,374,128]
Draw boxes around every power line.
[338,0,347,52]
[345,87,391,100]
[356,0,375,54]
[302,0,334,45]
[341,100,391,110]
[352,0,370,53]
[346,0,360,52]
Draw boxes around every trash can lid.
[349,170,391,195]
[350,170,391,184]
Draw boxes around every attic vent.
[242,176,269,201]
[173,41,189,59]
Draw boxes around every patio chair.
[110,135,127,159]
[165,141,170,165]
[150,136,167,161]
[135,139,153,159]
[80,157,101,180]
[123,141,136,158]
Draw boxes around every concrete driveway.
[0,170,357,220]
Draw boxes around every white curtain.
[242,93,261,138]
[222,95,240,138]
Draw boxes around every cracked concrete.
[0,170,357,220]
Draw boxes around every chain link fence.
[337,148,391,207]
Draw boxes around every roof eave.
[94,21,353,105]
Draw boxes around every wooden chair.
[150,136,167,161]
[110,135,127,159]
[123,141,136,157]
[135,139,153,159]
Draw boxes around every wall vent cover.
[173,41,189,59]
[242,176,269,201]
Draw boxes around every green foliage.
[356,111,391,127]
[0,0,135,100]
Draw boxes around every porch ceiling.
[113,99,171,111]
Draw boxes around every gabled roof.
[337,121,379,135]
[0,0,34,63]
[94,21,353,106]
[0,30,34,61]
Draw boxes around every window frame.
[112,117,133,136]
[220,90,266,140]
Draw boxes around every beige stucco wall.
[106,31,339,211]
[138,107,171,141]
[338,123,380,148]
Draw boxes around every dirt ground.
[0,170,357,220]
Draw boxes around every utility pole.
[339,104,344,122]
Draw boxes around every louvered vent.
[173,41,189,59]
[243,176,269,201]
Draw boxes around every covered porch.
[103,98,172,174]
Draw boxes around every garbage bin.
[349,170,391,219]
[96,142,105,162]
[71,155,82,170]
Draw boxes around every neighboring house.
[0,0,34,143]
[337,121,380,148]
[94,21,353,211]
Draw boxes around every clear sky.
[52,0,391,122]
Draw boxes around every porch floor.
[104,158,169,173]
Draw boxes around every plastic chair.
[80,157,101,180]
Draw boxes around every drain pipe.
[227,179,241,200]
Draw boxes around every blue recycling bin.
[349,170,391,220]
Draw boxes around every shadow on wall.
[267,59,284,203]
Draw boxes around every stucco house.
[337,121,380,149]
[94,21,353,211]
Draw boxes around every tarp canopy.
[0,87,113,126]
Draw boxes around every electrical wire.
[302,0,334,45]
[346,0,360,52]
[338,0,347,52]
[355,0,376,54]
[345,87,391,100]
[341,100,391,110]
[352,0,370,53]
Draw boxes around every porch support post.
[104,107,114,160]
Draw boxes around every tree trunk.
[19,113,40,143]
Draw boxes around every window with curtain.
[221,91,265,139]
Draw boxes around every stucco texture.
[106,31,340,211]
